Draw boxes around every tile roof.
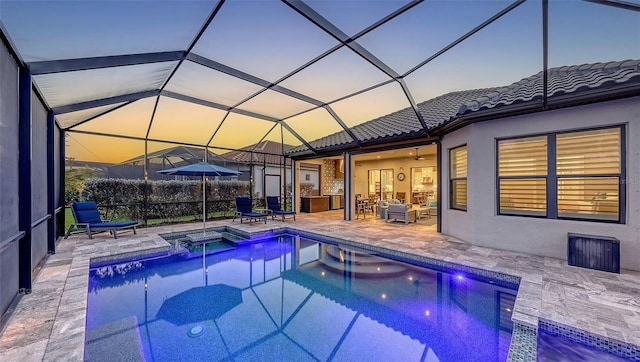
[286,59,640,156]
[287,88,493,156]
[459,59,640,114]
[221,140,293,165]
[116,145,221,166]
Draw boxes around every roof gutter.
[289,134,440,161]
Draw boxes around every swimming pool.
[85,234,518,361]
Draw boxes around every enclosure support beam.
[57,129,66,237]
[47,111,56,254]
[542,0,549,109]
[292,159,298,213]
[28,51,186,75]
[18,68,32,293]
[436,141,442,233]
[344,152,353,221]
[144,141,149,227]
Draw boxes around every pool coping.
[1,222,638,361]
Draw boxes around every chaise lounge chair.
[65,201,138,239]
[233,197,268,224]
[266,196,296,222]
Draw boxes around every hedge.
[79,178,251,222]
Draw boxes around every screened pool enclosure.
[0,0,638,304]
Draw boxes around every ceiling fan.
[414,147,425,161]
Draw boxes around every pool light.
[187,325,205,338]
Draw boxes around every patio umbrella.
[156,284,242,325]
[158,162,241,236]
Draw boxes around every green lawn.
[64,207,232,232]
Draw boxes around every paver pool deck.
[0,210,638,361]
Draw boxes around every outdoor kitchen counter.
[300,196,330,213]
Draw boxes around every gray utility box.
[567,233,620,273]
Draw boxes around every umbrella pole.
[202,174,206,236]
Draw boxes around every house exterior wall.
[440,97,640,271]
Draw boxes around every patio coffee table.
[415,207,430,219]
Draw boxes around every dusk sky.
[1,0,638,163]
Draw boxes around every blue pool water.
[86,234,518,361]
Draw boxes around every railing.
[31,214,51,229]
[0,231,25,253]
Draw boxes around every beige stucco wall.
[440,97,640,271]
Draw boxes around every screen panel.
[278,47,391,103]
[0,1,215,61]
[148,96,227,145]
[236,90,317,120]
[56,102,128,129]
[209,113,276,151]
[65,132,146,180]
[549,0,640,68]
[306,0,412,36]
[164,60,264,107]
[72,98,157,139]
[283,107,346,145]
[191,0,338,82]
[33,62,177,109]
[328,82,411,130]
[404,0,542,105]
[261,124,304,149]
[358,0,514,74]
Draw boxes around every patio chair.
[356,198,369,219]
[233,196,268,224]
[64,201,137,239]
[376,200,389,219]
[266,196,296,222]
[426,198,438,216]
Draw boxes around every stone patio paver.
[0,210,638,361]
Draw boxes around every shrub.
[80,178,250,223]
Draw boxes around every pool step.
[321,246,407,278]
[85,316,144,362]
[325,245,398,266]
[186,231,222,243]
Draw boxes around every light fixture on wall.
[414,147,425,161]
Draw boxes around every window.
[497,126,623,222]
[450,145,467,210]
[498,136,547,216]
[556,128,621,221]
